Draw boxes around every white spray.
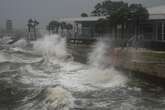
[30,34,127,90]
[33,34,67,58]
[88,40,112,68]
[19,34,127,110]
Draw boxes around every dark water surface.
[0,35,165,110]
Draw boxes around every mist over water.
[17,34,127,109]
[33,35,68,59]
[88,40,109,68]
[29,34,127,91]
[0,34,165,110]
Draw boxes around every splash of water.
[12,39,28,48]
[88,40,112,68]
[25,34,127,91]
[15,34,127,110]
[16,86,74,110]
[46,87,74,110]
[33,34,69,61]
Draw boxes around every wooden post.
[155,22,158,41]
[162,22,164,41]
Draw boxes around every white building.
[6,20,13,34]
[59,5,165,48]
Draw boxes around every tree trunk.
[121,23,124,39]
[114,25,117,40]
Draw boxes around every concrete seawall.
[114,48,165,78]
[68,44,165,79]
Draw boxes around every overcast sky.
[0,0,165,29]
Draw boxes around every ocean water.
[0,34,165,110]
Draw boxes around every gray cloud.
[0,0,164,29]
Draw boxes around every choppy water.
[0,34,165,110]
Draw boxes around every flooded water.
[0,34,165,110]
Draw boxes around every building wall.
[140,20,165,42]
[6,20,13,33]
[65,18,165,49]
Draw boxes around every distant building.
[59,16,106,40]
[6,20,13,33]
[134,5,165,50]
[60,5,165,50]
[141,5,165,42]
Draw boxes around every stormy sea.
[0,34,165,110]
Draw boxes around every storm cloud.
[0,0,164,28]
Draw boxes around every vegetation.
[47,21,73,34]
[28,19,39,32]
[81,13,88,17]
[91,0,149,37]
[47,20,60,33]
[142,52,165,61]
[95,18,108,35]
[65,23,73,32]
[27,19,39,40]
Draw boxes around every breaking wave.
[0,34,127,110]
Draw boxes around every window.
[158,22,162,41]
[142,23,153,40]
[157,22,165,41]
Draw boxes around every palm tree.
[128,4,149,37]
[33,20,39,40]
[66,23,73,31]
[65,23,73,37]
[47,20,60,34]
[28,19,33,32]
[60,22,67,35]
[95,19,107,37]
[81,13,88,17]
[27,19,39,40]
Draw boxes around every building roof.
[59,16,106,22]
[148,5,165,20]
[59,6,165,22]
[148,5,165,14]
[149,14,165,20]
